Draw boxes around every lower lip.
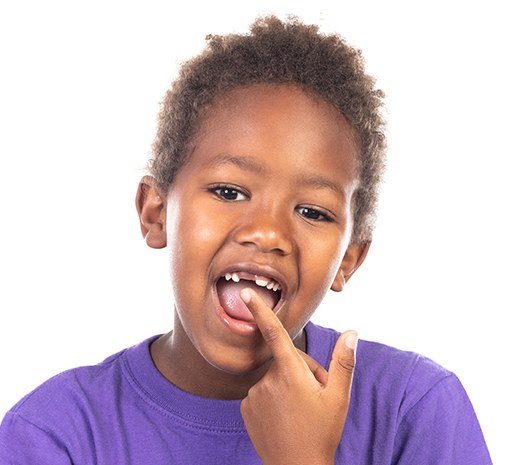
[212,289,260,336]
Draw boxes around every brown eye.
[212,186,248,201]
[297,207,331,222]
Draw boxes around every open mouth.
[216,271,282,323]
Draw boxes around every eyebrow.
[204,154,266,174]
[297,174,347,197]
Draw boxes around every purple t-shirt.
[0,322,492,464]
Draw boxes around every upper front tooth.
[255,279,269,287]
[231,272,240,283]
[225,273,232,281]
[266,282,274,290]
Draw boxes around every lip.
[212,262,289,336]
[219,262,289,299]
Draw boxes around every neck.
[150,333,267,400]
[150,319,307,400]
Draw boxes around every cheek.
[165,197,228,297]
[299,239,346,301]
[166,197,220,258]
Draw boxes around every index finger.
[240,287,300,365]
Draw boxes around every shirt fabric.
[0,322,492,464]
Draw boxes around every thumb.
[326,330,358,398]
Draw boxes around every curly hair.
[150,15,386,243]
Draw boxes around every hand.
[239,288,357,465]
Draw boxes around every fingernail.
[345,332,358,351]
[240,288,252,304]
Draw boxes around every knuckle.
[337,356,356,373]
[240,399,249,414]
[261,324,281,344]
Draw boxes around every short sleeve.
[392,374,492,464]
[0,411,72,465]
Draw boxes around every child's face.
[141,83,368,377]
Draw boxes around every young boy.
[0,16,492,465]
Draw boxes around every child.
[0,16,492,465]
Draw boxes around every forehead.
[187,83,360,188]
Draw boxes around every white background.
[1,1,503,463]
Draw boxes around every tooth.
[225,273,232,281]
[273,284,280,292]
[232,273,240,283]
[266,282,274,290]
[255,279,268,287]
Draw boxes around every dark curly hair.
[150,15,386,243]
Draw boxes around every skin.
[240,287,358,465]
[136,83,370,464]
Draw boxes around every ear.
[135,176,167,249]
[331,241,371,292]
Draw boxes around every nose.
[233,210,294,256]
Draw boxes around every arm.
[0,411,72,465]
[239,288,357,465]
[393,374,493,465]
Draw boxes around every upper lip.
[217,262,290,298]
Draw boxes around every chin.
[205,347,272,378]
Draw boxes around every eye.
[297,206,333,222]
[211,185,248,201]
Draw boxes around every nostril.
[235,227,293,255]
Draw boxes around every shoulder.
[10,347,126,414]
[0,337,159,462]
[308,321,450,383]
[307,321,458,417]
[1,336,155,439]
[307,322,492,464]
[356,336,454,415]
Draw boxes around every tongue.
[216,279,278,322]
